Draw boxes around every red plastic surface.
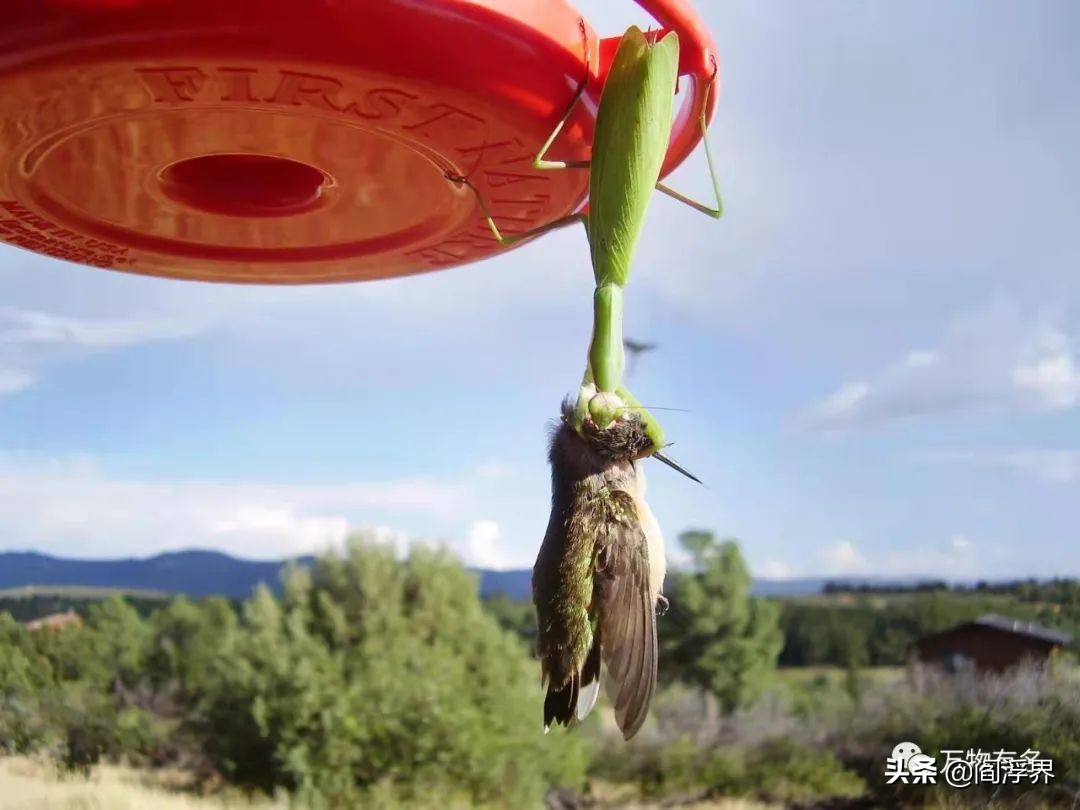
[631,0,720,179]
[0,0,718,284]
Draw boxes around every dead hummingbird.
[532,396,699,740]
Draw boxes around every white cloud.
[918,449,1080,485]
[0,455,486,559]
[465,520,510,570]
[805,383,869,425]
[0,307,209,349]
[818,540,871,576]
[473,462,514,481]
[0,369,33,394]
[0,307,212,396]
[210,508,350,557]
[758,559,796,579]
[1013,353,1080,410]
[798,298,1080,432]
[950,534,973,552]
[905,350,939,368]
[878,541,984,581]
[815,536,982,580]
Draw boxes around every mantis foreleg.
[614,384,666,450]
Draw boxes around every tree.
[0,612,55,753]
[662,532,783,722]
[482,593,537,649]
[84,595,152,693]
[198,534,586,807]
[147,595,237,701]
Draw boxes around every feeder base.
[0,0,597,283]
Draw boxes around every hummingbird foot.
[656,594,670,616]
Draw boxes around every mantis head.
[570,383,626,434]
[565,385,701,484]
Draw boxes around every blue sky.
[1,1,1078,579]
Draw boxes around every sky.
[1,0,1078,580]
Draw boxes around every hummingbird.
[532,396,699,740]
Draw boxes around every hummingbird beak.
[652,451,703,485]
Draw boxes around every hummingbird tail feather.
[543,671,580,731]
[576,634,602,721]
[597,534,658,741]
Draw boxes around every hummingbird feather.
[597,523,657,739]
[533,399,662,740]
[577,639,602,721]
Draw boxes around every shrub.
[588,727,863,804]
[197,537,587,808]
[748,737,864,804]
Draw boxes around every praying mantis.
[448,21,725,739]
[447,21,722,462]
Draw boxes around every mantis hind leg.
[533,18,593,171]
[654,69,724,218]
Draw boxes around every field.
[2,540,1079,809]
[0,758,782,810]
[0,587,170,601]
[0,758,283,810]
[0,588,169,624]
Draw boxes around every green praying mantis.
[448,21,725,739]
[447,21,722,463]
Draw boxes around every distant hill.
[0,549,537,600]
[0,550,938,601]
[475,568,532,599]
[0,550,307,599]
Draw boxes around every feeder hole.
[160,154,328,217]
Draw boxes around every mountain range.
[0,549,917,601]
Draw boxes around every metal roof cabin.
[24,609,84,633]
[911,614,1071,677]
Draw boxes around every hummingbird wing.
[595,491,657,740]
[533,474,601,732]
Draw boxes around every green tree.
[147,595,237,700]
[33,595,151,693]
[482,593,537,648]
[85,595,152,693]
[662,533,783,721]
[198,535,585,808]
[0,612,55,752]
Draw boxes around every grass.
[0,586,170,601]
[0,757,283,810]
[583,782,782,809]
[775,666,905,684]
[0,758,780,810]
[782,591,1039,611]
[775,666,907,712]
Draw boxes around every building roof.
[24,610,84,632]
[917,613,1072,647]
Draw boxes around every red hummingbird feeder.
[0,0,718,284]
